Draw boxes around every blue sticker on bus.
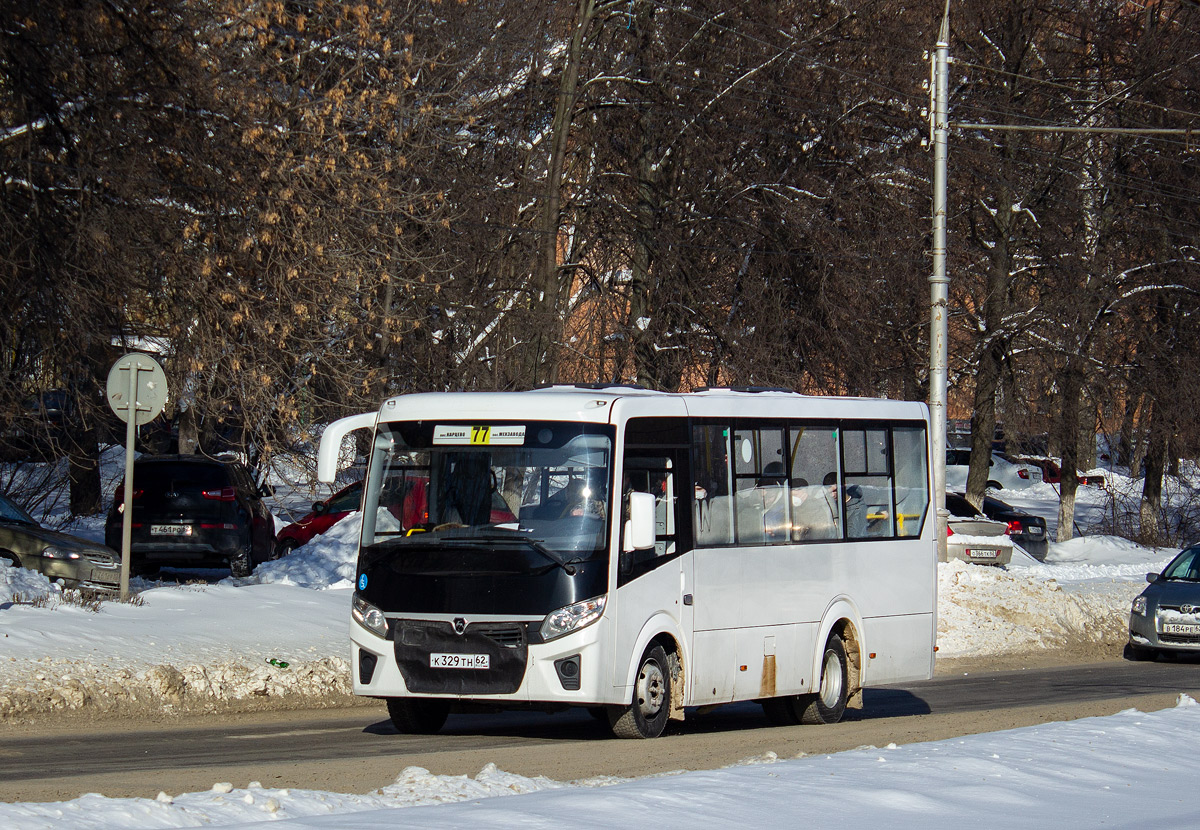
[358,574,368,591]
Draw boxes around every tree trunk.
[1139,410,1168,546]
[67,427,102,517]
[178,405,199,455]
[965,340,1002,510]
[965,172,1015,511]
[527,0,596,386]
[1055,359,1084,543]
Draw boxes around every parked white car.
[944,492,1013,566]
[945,449,1042,491]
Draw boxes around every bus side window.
[621,458,676,568]
[789,426,840,540]
[693,426,733,546]
[844,428,895,539]
[893,426,929,537]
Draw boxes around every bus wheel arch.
[812,611,863,713]
[833,619,863,709]
[611,632,684,738]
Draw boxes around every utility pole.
[929,0,951,562]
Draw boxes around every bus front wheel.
[386,697,450,734]
[798,634,849,725]
[610,644,670,739]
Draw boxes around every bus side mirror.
[624,491,656,553]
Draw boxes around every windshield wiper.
[449,529,581,575]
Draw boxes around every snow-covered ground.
[2,457,1194,827]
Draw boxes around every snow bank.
[935,558,1141,657]
[248,514,362,590]
[0,582,353,720]
[1,560,57,602]
[4,699,1200,829]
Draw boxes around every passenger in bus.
[554,475,607,519]
[788,477,814,539]
[806,473,844,539]
[790,476,834,539]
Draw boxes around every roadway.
[4,657,1200,802]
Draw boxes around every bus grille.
[392,619,527,695]
[469,622,525,648]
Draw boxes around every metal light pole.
[929,0,951,562]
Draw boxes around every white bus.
[317,386,936,739]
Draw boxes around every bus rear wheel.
[798,634,849,725]
[610,644,670,739]
[386,697,451,734]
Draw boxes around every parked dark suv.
[105,455,275,577]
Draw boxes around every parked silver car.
[945,449,1042,491]
[0,494,121,591]
[1126,545,1200,661]
[943,493,1013,566]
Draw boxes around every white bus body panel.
[336,387,936,714]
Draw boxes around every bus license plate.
[150,525,192,536]
[1162,623,1200,636]
[430,653,489,670]
[966,548,997,558]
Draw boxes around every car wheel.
[799,634,849,725]
[986,480,1002,490]
[0,551,22,571]
[230,541,253,578]
[1123,642,1157,662]
[386,697,450,734]
[272,538,298,560]
[610,643,671,739]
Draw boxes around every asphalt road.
[5,657,1200,803]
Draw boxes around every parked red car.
[276,476,518,557]
[275,481,364,558]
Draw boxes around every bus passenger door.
[617,451,689,700]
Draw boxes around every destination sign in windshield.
[433,425,527,446]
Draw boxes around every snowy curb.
[0,657,351,720]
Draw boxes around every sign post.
[106,354,168,601]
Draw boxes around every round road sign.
[106,353,168,425]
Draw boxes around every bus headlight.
[1131,596,1147,616]
[540,596,606,642]
[352,594,389,638]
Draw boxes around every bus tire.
[799,634,849,725]
[610,644,670,739]
[386,697,450,734]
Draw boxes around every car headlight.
[352,594,389,638]
[41,546,81,560]
[540,596,606,642]
[1132,596,1147,616]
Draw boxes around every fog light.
[554,655,581,691]
[358,649,378,685]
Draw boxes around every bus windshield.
[362,420,614,563]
